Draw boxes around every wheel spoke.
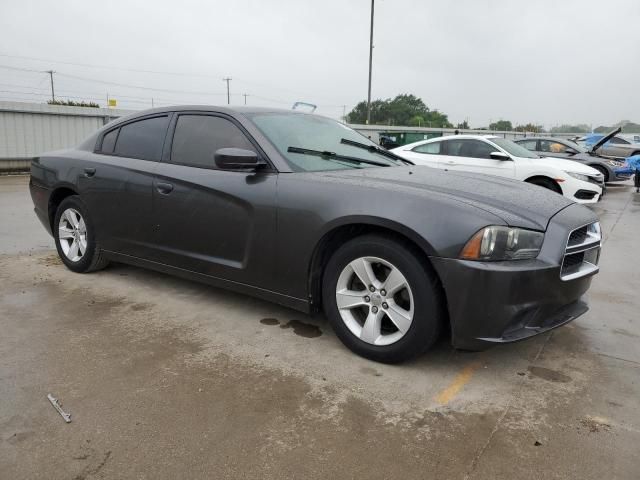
[360,309,384,343]
[336,289,367,310]
[58,227,74,239]
[349,258,377,288]
[78,217,87,234]
[68,239,79,259]
[385,302,412,334]
[65,210,79,229]
[78,237,87,255]
[382,267,407,295]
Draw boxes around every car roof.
[516,137,571,143]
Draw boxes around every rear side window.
[100,128,119,153]
[412,142,441,154]
[518,139,538,151]
[113,116,169,161]
[170,115,254,169]
[445,139,494,159]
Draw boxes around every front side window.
[412,142,441,154]
[444,139,495,159]
[114,116,169,161]
[490,138,539,159]
[170,115,255,169]
[540,140,571,154]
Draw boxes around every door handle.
[156,182,174,194]
[83,167,96,177]
[445,160,457,165]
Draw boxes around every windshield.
[490,138,539,159]
[248,112,405,171]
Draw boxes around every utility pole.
[243,93,248,105]
[46,70,56,102]
[223,77,232,105]
[366,0,375,125]
[342,105,347,123]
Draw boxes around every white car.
[391,135,604,204]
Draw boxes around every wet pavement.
[1,175,639,479]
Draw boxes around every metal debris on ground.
[47,393,72,423]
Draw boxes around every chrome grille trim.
[560,222,601,281]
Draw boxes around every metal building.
[0,101,133,171]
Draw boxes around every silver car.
[577,128,640,159]
[515,136,631,183]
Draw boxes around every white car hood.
[525,156,601,175]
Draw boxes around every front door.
[150,113,278,287]
[441,138,516,177]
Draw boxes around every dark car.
[515,136,630,183]
[30,106,602,363]
[578,127,640,159]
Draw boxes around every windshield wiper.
[287,146,391,167]
[340,138,414,165]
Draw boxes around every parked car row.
[30,107,602,363]
[391,135,605,203]
[575,127,640,159]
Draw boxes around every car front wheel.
[322,234,443,363]
[54,196,109,273]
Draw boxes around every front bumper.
[430,204,599,350]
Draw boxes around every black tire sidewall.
[590,164,609,183]
[54,196,99,273]
[322,235,442,363]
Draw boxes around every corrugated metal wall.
[0,101,134,159]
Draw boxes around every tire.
[322,234,443,363]
[526,177,562,194]
[589,164,609,183]
[54,195,109,273]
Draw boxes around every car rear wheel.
[322,234,443,363]
[526,177,562,194]
[54,196,109,273]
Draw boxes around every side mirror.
[490,151,511,161]
[214,148,264,170]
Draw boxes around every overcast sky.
[0,0,638,128]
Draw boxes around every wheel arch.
[524,175,563,194]
[307,218,450,333]
[48,184,79,230]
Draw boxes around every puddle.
[527,366,572,383]
[259,318,280,326]
[280,319,322,338]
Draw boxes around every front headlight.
[565,171,589,182]
[606,160,623,167]
[460,226,544,261]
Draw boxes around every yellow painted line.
[435,361,482,405]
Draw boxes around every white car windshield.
[491,138,539,159]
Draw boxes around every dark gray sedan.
[515,136,631,183]
[30,106,601,363]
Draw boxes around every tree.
[489,120,513,131]
[346,94,452,128]
[514,123,545,133]
[47,99,100,108]
[549,124,591,134]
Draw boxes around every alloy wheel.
[58,208,87,262]
[335,256,414,346]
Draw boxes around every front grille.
[568,226,587,246]
[561,222,601,281]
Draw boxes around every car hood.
[528,156,601,175]
[590,127,622,153]
[316,166,573,231]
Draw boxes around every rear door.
[398,140,444,168]
[150,112,278,287]
[441,138,516,177]
[81,114,170,257]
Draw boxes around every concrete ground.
[1,174,638,479]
